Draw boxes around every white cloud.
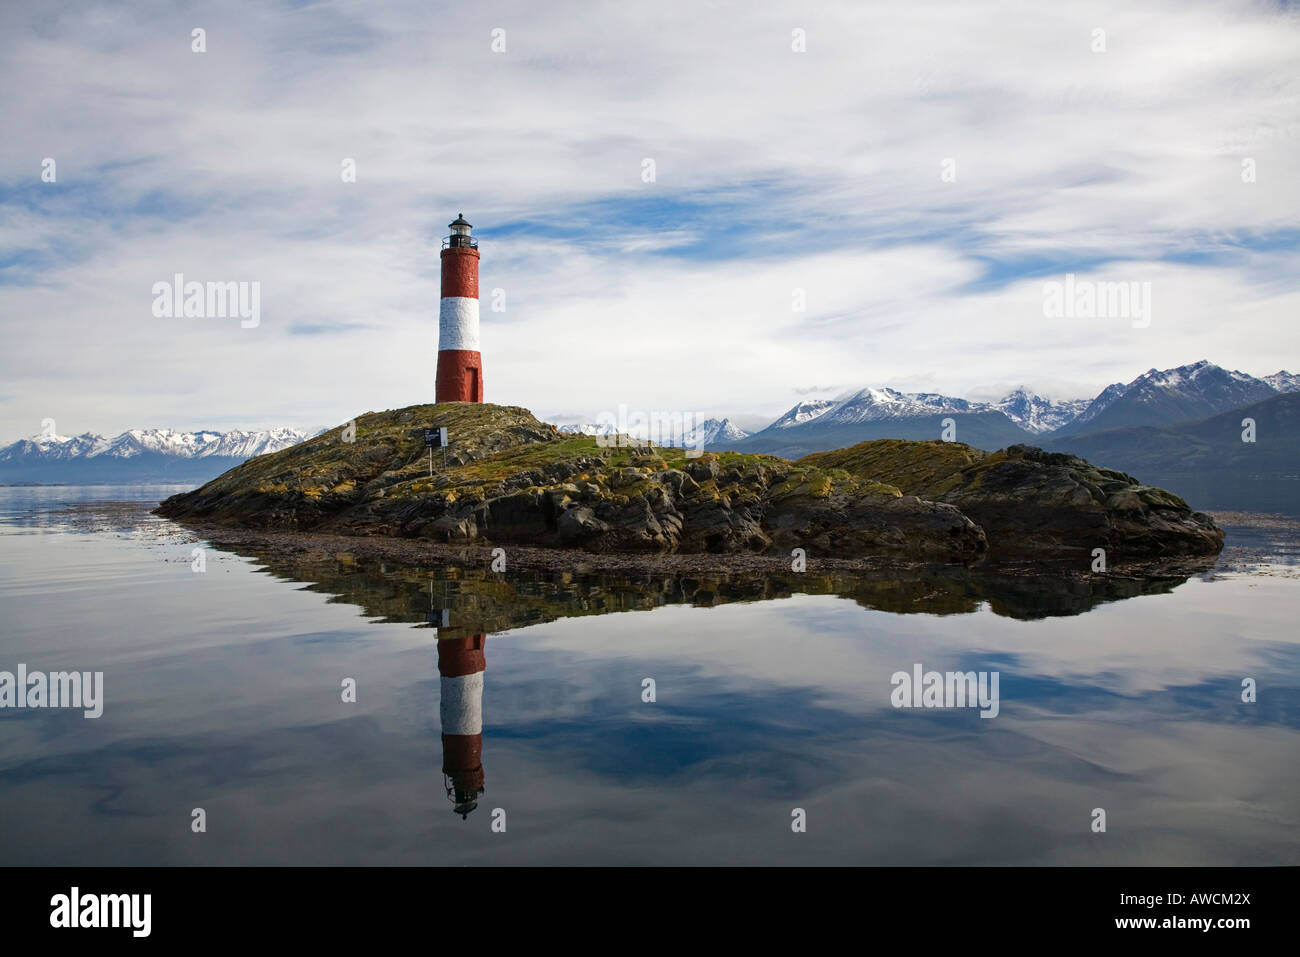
[0,0,1297,436]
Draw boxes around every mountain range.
[0,428,311,483]
[725,360,1299,458]
[1052,361,1288,436]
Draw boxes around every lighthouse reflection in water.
[432,606,488,819]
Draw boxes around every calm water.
[1,485,1297,865]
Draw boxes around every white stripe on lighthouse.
[440,672,484,735]
[439,297,480,352]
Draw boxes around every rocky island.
[155,402,1223,568]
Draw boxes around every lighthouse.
[436,214,484,403]
[437,632,487,818]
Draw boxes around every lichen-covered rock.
[155,403,1222,564]
[766,493,986,561]
[802,441,1223,560]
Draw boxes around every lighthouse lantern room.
[446,213,475,248]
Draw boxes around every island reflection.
[206,536,1215,628]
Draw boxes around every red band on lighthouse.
[441,733,484,790]
[440,249,478,299]
[437,634,485,679]
[436,214,483,404]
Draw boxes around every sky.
[1,0,1298,440]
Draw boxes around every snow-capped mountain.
[679,417,749,448]
[3,432,111,461]
[768,386,1085,434]
[768,399,836,430]
[734,387,1037,456]
[1264,370,1300,393]
[1132,360,1273,408]
[812,387,988,425]
[993,389,1091,435]
[0,427,309,483]
[760,386,1061,433]
[557,422,618,437]
[558,417,749,447]
[1054,360,1284,436]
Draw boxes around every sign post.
[424,427,449,477]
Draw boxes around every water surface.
[0,485,1297,865]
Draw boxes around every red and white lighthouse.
[438,632,487,818]
[436,213,484,403]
